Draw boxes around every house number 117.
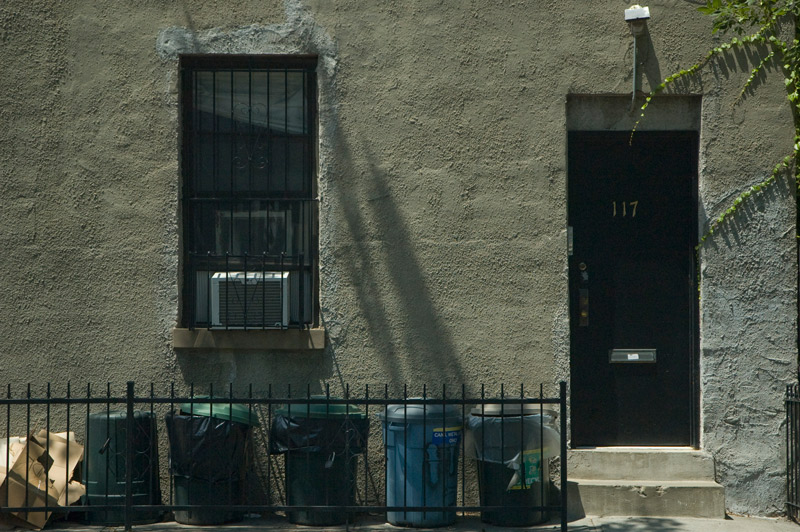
[612,200,638,217]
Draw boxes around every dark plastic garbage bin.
[165,400,258,525]
[270,397,369,526]
[466,404,560,526]
[83,411,162,525]
[379,401,462,527]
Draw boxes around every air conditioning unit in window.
[210,271,290,328]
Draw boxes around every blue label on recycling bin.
[432,426,462,445]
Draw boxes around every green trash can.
[82,411,162,525]
[466,404,560,526]
[165,399,259,525]
[271,397,369,525]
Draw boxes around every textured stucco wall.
[699,87,796,515]
[0,0,795,515]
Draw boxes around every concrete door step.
[571,479,726,518]
[567,449,726,519]
[569,448,716,481]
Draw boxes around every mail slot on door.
[609,349,657,363]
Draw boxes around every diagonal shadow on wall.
[704,171,792,252]
[325,126,468,394]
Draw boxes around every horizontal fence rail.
[0,382,568,531]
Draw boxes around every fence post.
[788,383,798,522]
[787,383,790,520]
[560,380,567,532]
[125,381,134,531]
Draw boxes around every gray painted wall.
[0,0,795,516]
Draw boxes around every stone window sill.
[172,327,325,351]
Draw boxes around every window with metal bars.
[180,55,318,329]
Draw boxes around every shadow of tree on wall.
[714,42,776,100]
[703,172,792,252]
[325,125,467,393]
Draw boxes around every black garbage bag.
[165,413,250,481]
[270,414,369,455]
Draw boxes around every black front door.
[568,131,698,446]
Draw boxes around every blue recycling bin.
[379,401,462,527]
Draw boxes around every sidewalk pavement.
[30,514,800,532]
[570,515,799,531]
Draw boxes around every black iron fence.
[0,382,567,531]
[788,383,800,522]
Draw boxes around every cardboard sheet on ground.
[0,431,84,530]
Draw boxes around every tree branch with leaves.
[635,0,799,246]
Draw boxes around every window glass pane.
[196,72,215,133]
[268,71,286,134]
[194,130,215,194]
[190,201,217,254]
[286,71,305,135]
[231,71,251,129]
[214,202,250,256]
[250,72,270,194]
[231,71,251,193]
[251,135,270,195]
[194,270,213,324]
[269,137,287,192]
[301,199,312,259]
[192,72,216,195]
[289,271,313,324]
[214,72,232,133]
[212,201,295,257]
[250,71,269,130]
[264,201,292,257]
[213,133,232,193]
[286,138,306,192]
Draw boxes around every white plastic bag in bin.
[465,405,560,490]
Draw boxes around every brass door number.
[612,200,638,217]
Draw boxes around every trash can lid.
[378,400,462,423]
[180,398,260,426]
[469,403,558,419]
[276,396,366,419]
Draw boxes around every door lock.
[578,262,589,282]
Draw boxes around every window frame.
[178,54,319,331]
